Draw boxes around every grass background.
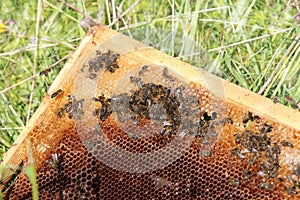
[0,0,299,161]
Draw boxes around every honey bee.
[242,112,253,124]
[65,102,72,113]
[228,178,240,186]
[277,177,284,182]
[77,99,84,113]
[293,164,300,178]
[224,117,233,124]
[211,112,217,120]
[272,143,281,154]
[102,51,120,73]
[162,67,174,82]
[51,89,63,98]
[93,108,100,116]
[263,123,273,133]
[233,134,241,143]
[39,68,51,75]
[127,132,138,139]
[273,97,279,104]
[88,58,97,68]
[80,64,88,72]
[263,183,274,190]
[156,177,167,188]
[142,65,149,71]
[96,50,101,56]
[139,65,149,76]
[248,158,255,166]
[94,62,103,72]
[129,75,135,83]
[281,141,293,148]
[110,53,120,61]
[285,186,298,195]
[89,73,97,79]
[106,66,115,73]
[48,153,60,169]
[57,108,64,118]
[92,94,105,103]
[94,123,101,135]
[93,95,112,122]
[200,149,211,157]
[271,170,278,178]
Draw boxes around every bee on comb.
[51,89,63,98]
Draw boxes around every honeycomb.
[2,26,300,200]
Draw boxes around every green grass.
[0,0,299,160]
[25,139,39,200]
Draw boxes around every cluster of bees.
[231,111,298,195]
[280,158,300,195]
[57,94,85,119]
[92,94,113,121]
[128,83,182,135]
[128,66,216,139]
[81,49,120,79]
[196,112,217,139]
[92,82,183,136]
[90,64,218,139]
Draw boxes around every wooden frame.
[1,26,299,197]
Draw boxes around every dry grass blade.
[0,54,70,95]
[208,28,293,52]
[258,32,300,95]
[108,0,140,28]
[26,0,42,123]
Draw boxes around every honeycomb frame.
[1,26,300,200]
